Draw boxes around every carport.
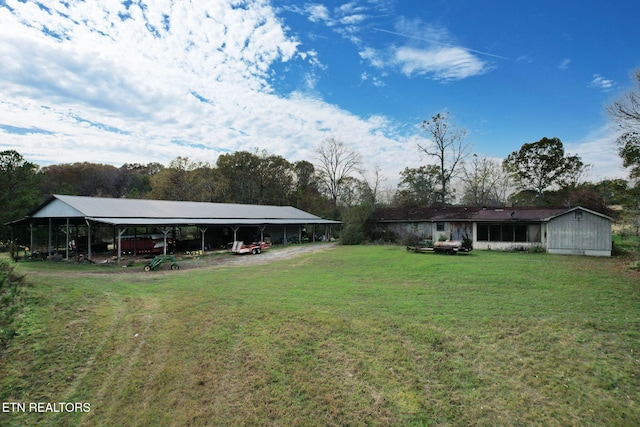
[9,195,340,262]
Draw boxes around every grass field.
[1,245,639,426]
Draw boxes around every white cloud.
[339,14,367,25]
[559,58,571,70]
[394,46,489,81]
[361,72,385,87]
[565,126,627,181]
[359,47,385,69]
[590,74,616,92]
[0,0,416,184]
[365,18,493,81]
[305,4,331,24]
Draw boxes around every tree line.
[2,135,636,243]
[2,70,639,243]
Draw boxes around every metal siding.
[547,210,611,255]
[450,222,472,241]
[385,222,434,240]
[32,199,85,218]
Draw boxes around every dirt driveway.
[61,242,339,275]
[181,242,338,270]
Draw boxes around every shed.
[546,207,612,256]
[9,195,340,261]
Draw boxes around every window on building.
[477,223,541,242]
[501,224,514,242]
[477,224,489,241]
[436,222,445,232]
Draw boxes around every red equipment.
[230,241,271,255]
[117,234,175,255]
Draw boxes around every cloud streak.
[373,27,512,61]
[590,74,616,92]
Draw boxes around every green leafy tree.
[216,150,294,205]
[149,157,202,201]
[256,152,294,206]
[0,150,42,239]
[40,162,122,197]
[393,165,442,207]
[291,160,333,217]
[608,69,640,179]
[119,163,164,199]
[503,137,586,205]
[216,151,262,204]
[617,132,640,179]
[189,164,229,203]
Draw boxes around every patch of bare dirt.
[179,242,338,270]
[26,243,339,276]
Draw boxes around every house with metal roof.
[374,206,612,256]
[10,195,340,261]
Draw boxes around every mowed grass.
[1,246,639,426]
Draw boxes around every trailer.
[433,240,472,254]
[230,241,271,255]
[407,239,472,255]
[406,240,434,253]
[117,234,175,255]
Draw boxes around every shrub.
[528,245,546,254]
[340,223,366,245]
[0,258,27,349]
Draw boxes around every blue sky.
[1,0,638,189]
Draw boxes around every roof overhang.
[85,217,341,227]
[5,195,341,228]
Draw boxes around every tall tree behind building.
[503,137,585,205]
[607,69,640,179]
[418,113,470,206]
[0,150,42,240]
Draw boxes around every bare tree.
[419,113,470,206]
[607,69,640,179]
[315,137,362,206]
[359,165,385,209]
[607,69,640,128]
[461,154,510,206]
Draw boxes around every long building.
[374,205,612,256]
[9,194,340,260]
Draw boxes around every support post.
[65,218,70,261]
[29,222,34,257]
[85,219,92,260]
[117,227,127,262]
[259,226,266,242]
[162,228,171,256]
[200,227,208,253]
[133,228,138,256]
[48,218,53,257]
[10,226,15,260]
[232,226,239,243]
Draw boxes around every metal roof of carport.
[86,218,339,226]
[18,194,340,226]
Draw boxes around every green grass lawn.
[1,246,639,426]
